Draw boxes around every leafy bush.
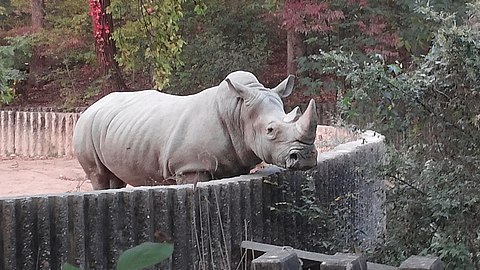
[299,2,480,268]
[296,0,470,98]
[0,35,31,104]
[165,1,272,95]
[109,0,185,89]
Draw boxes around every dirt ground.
[0,157,93,198]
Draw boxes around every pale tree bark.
[286,29,305,75]
[31,0,45,30]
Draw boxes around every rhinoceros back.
[75,71,319,189]
[74,89,224,186]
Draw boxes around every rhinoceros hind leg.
[86,169,126,190]
[78,154,126,190]
[109,175,127,189]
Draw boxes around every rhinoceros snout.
[285,149,317,170]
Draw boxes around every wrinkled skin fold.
[73,71,318,189]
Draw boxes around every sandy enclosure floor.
[0,158,93,198]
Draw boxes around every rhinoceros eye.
[266,125,277,140]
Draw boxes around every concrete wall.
[0,127,385,270]
[0,110,79,157]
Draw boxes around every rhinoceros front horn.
[295,99,318,144]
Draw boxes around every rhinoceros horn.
[295,99,318,144]
[272,75,295,98]
[283,106,302,123]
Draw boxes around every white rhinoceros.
[73,71,318,189]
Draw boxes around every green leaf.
[62,263,81,270]
[387,64,402,76]
[116,242,174,270]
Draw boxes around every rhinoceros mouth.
[284,148,317,170]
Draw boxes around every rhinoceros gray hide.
[73,71,318,189]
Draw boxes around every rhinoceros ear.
[225,78,256,101]
[272,75,295,98]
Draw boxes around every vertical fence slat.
[34,196,52,270]
[57,114,66,157]
[0,111,16,156]
[218,183,232,270]
[251,178,264,243]
[171,187,192,270]
[134,189,154,244]
[35,112,45,157]
[18,197,36,269]
[65,113,75,157]
[1,200,17,269]
[50,112,58,157]
[68,195,86,268]
[85,193,107,269]
[105,191,123,269]
[151,188,174,270]
[0,111,5,155]
[209,184,223,270]
[27,112,34,157]
[229,181,242,269]
[45,112,53,157]
[15,112,22,156]
[50,195,69,269]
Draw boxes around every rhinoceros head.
[225,71,318,170]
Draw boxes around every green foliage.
[30,0,93,66]
[45,0,91,37]
[63,241,174,270]
[0,35,31,104]
[110,0,185,89]
[267,174,352,254]
[300,2,480,268]
[165,0,273,95]
[297,0,470,97]
[116,242,174,270]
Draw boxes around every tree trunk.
[31,0,45,30]
[89,0,128,92]
[287,29,305,76]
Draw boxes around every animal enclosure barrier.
[0,108,81,157]
[0,125,385,269]
[0,107,384,269]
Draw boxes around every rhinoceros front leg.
[174,171,213,185]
